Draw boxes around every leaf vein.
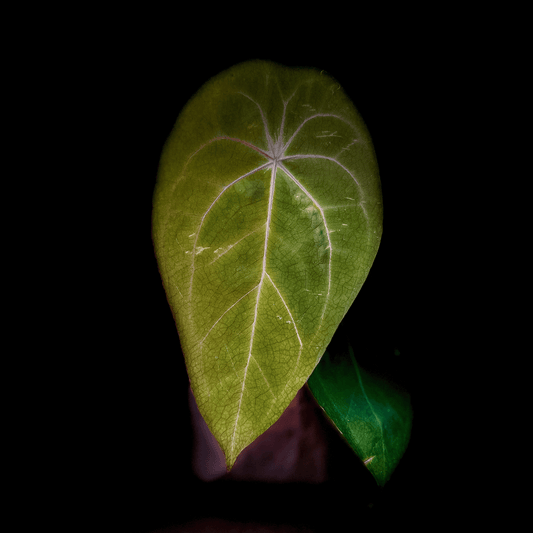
[188,135,272,161]
[280,154,368,222]
[189,161,272,298]
[198,284,259,346]
[251,355,276,398]
[237,92,275,154]
[278,162,332,331]
[265,272,302,347]
[350,349,386,463]
[230,159,277,455]
[282,113,357,154]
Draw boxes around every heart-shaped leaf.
[152,60,382,468]
[308,343,412,486]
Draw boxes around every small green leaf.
[308,343,412,486]
[152,60,382,469]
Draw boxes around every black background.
[67,35,457,532]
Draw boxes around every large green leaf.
[308,343,412,486]
[152,60,382,468]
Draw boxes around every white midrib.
[351,349,386,465]
[230,157,278,455]
[186,89,366,458]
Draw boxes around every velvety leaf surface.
[152,60,382,468]
[308,343,412,486]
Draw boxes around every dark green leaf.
[308,343,412,486]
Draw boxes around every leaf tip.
[224,449,238,472]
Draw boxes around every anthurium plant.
[152,60,411,484]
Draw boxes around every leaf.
[307,342,412,486]
[152,60,383,469]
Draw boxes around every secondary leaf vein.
[189,161,272,297]
[282,113,357,154]
[278,162,332,330]
[266,272,302,347]
[188,136,272,161]
[198,284,259,346]
[281,154,368,222]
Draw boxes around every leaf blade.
[308,343,413,486]
[152,61,383,468]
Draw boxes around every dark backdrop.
[74,42,452,532]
